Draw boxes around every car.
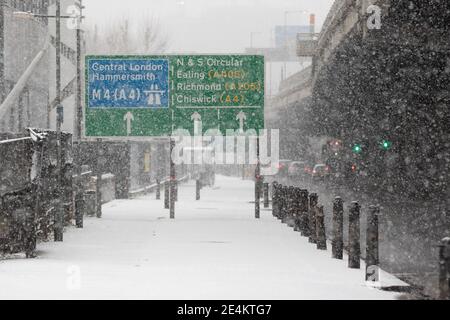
[311,164,331,180]
[277,159,292,177]
[263,159,292,183]
[304,164,314,175]
[288,161,307,177]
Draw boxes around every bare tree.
[85,15,170,54]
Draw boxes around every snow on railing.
[0,137,32,145]
[27,128,48,143]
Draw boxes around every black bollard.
[332,197,344,260]
[290,187,296,227]
[299,189,309,236]
[285,186,292,224]
[316,205,327,250]
[277,184,284,220]
[196,179,201,200]
[255,178,260,219]
[366,205,380,282]
[281,186,288,223]
[53,202,64,241]
[293,188,301,232]
[438,237,450,300]
[308,193,318,243]
[156,179,161,200]
[174,180,178,202]
[164,181,169,209]
[263,183,269,208]
[259,178,264,199]
[272,182,279,218]
[75,191,84,228]
[287,187,296,228]
[348,201,361,269]
[278,185,284,221]
[276,185,283,220]
[24,214,37,259]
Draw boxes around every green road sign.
[85,55,265,138]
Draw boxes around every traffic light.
[352,144,362,154]
[380,140,392,151]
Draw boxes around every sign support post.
[255,136,261,219]
[96,138,102,218]
[169,138,175,219]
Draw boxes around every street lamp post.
[0,0,5,129]
[75,0,84,141]
[54,0,64,242]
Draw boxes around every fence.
[74,141,131,199]
[0,129,72,255]
[1,131,192,256]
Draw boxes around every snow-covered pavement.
[0,175,402,299]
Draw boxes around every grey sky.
[83,0,334,53]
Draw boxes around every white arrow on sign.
[123,111,134,136]
[236,111,247,132]
[191,112,202,136]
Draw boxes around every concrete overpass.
[309,0,389,84]
[269,0,449,193]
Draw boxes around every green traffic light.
[381,140,392,150]
[352,144,362,154]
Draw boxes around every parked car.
[288,161,307,177]
[311,164,331,180]
[304,164,314,175]
[277,159,292,178]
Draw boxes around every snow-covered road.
[0,176,403,299]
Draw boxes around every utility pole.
[73,0,85,227]
[75,0,84,141]
[283,11,287,81]
[54,0,64,242]
[0,0,5,129]
[169,138,176,219]
[255,136,261,219]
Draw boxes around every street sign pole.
[255,136,261,219]
[169,138,175,219]
[96,138,103,218]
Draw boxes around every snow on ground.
[0,175,402,299]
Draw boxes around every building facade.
[0,0,50,132]
[0,0,81,134]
